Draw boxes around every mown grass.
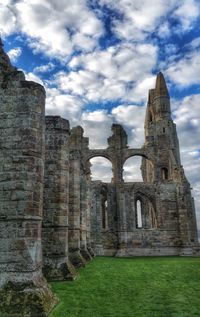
[50,256,200,317]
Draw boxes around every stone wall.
[89,73,199,257]
[0,43,57,316]
[42,116,76,281]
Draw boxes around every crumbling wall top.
[45,115,70,132]
[107,123,128,149]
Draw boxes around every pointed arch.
[134,191,157,229]
[136,199,142,228]
[101,186,108,229]
[149,110,153,123]
[162,167,168,180]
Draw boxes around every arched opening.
[102,199,108,229]
[90,157,112,182]
[101,186,108,229]
[149,110,153,123]
[123,156,143,182]
[162,167,168,180]
[136,199,142,228]
[134,193,157,229]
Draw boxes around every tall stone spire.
[155,72,169,97]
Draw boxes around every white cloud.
[0,0,104,59]
[7,47,22,63]
[81,110,113,148]
[99,0,177,40]
[128,76,156,102]
[97,0,200,41]
[81,103,146,150]
[158,21,171,38]
[167,50,200,86]
[123,156,143,182]
[173,94,200,154]
[102,0,175,40]
[33,62,55,73]
[173,94,200,224]
[46,87,84,126]
[90,157,113,182]
[0,4,17,36]
[173,0,200,31]
[57,43,157,103]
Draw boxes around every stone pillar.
[0,43,57,316]
[80,174,92,260]
[86,180,95,257]
[107,123,128,183]
[90,183,104,255]
[115,184,128,256]
[177,183,199,249]
[68,149,86,267]
[42,116,76,281]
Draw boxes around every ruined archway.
[90,156,113,182]
[123,156,143,182]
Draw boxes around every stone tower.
[0,40,57,316]
[142,72,198,248]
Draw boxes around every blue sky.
[1,0,200,226]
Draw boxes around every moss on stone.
[43,260,77,282]
[69,251,87,268]
[0,279,58,317]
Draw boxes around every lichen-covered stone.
[0,41,57,316]
[42,116,76,280]
[0,278,57,317]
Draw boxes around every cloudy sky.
[1,0,200,227]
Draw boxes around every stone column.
[86,180,95,257]
[0,43,56,316]
[42,116,76,281]
[115,183,128,256]
[80,173,92,260]
[68,150,86,267]
[90,183,103,255]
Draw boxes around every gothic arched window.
[102,199,108,229]
[149,111,153,123]
[162,167,168,180]
[101,187,108,229]
[136,199,142,228]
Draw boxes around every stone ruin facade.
[0,40,199,316]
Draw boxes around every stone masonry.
[0,40,57,317]
[0,41,199,316]
[90,73,199,257]
[42,116,76,281]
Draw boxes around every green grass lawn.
[49,256,200,317]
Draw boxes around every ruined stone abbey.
[0,40,199,316]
